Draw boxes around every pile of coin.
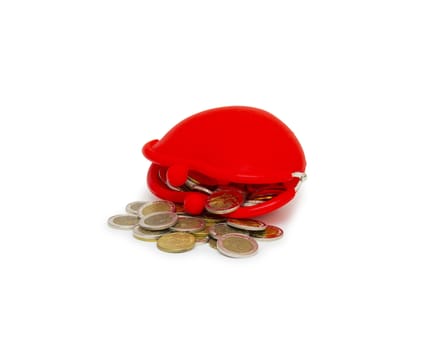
[159,167,288,215]
[108,199,284,258]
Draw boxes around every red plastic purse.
[142,106,306,218]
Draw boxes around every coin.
[249,225,284,241]
[126,201,147,215]
[201,212,227,224]
[247,184,286,200]
[193,225,210,237]
[133,225,170,241]
[185,178,213,195]
[139,212,178,231]
[157,232,196,253]
[205,189,244,215]
[158,167,185,191]
[138,200,176,217]
[227,218,267,231]
[108,214,139,230]
[216,233,258,258]
[193,234,209,245]
[242,199,265,207]
[208,237,218,249]
[170,215,206,233]
[192,226,210,244]
[208,222,247,239]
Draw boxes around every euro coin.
[242,199,265,207]
[157,232,196,253]
[126,201,147,215]
[208,222,247,239]
[216,233,258,258]
[193,234,209,245]
[205,189,243,215]
[192,226,210,244]
[201,212,227,224]
[208,237,218,249]
[133,225,170,241]
[138,200,176,217]
[170,215,206,233]
[158,166,184,191]
[227,218,267,231]
[193,225,210,237]
[248,185,286,200]
[185,178,213,195]
[139,212,178,231]
[108,214,139,230]
[249,225,284,241]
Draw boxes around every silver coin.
[227,218,267,232]
[208,222,247,239]
[205,189,243,215]
[133,225,170,241]
[108,214,139,230]
[185,178,213,195]
[216,233,258,258]
[139,212,178,231]
[125,201,148,215]
[170,215,206,233]
[138,200,176,217]
[242,199,265,207]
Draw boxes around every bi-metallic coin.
[108,214,139,230]
[227,218,267,232]
[170,216,206,233]
[139,212,178,231]
[133,225,170,242]
[138,200,176,217]
[208,222,247,239]
[216,233,258,258]
[205,189,244,215]
[249,225,284,241]
[126,201,148,215]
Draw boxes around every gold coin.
[157,232,196,253]
[138,200,176,217]
[216,233,258,258]
[108,215,139,230]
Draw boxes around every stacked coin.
[107,200,284,257]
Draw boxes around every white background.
[1,1,430,349]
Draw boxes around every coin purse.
[142,106,307,218]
